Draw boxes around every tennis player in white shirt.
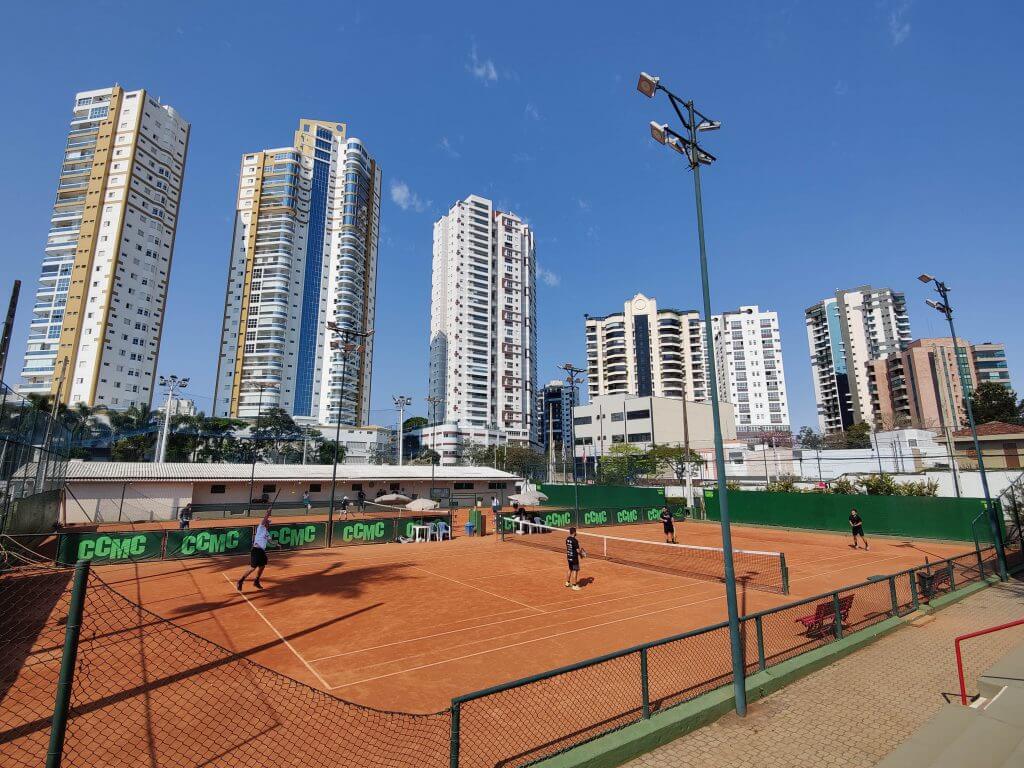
[236,511,273,591]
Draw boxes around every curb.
[534,576,1001,768]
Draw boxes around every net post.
[976,547,985,579]
[755,616,766,671]
[640,647,651,719]
[779,553,790,595]
[947,561,956,592]
[831,593,843,640]
[449,699,461,768]
[909,571,920,610]
[46,559,90,768]
[888,576,899,617]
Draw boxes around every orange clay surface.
[95,520,970,714]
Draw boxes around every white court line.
[788,554,910,584]
[326,588,729,690]
[409,566,542,611]
[221,574,331,689]
[308,575,717,664]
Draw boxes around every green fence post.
[449,700,461,768]
[977,547,985,579]
[947,562,956,592]
[640,647,650,719]
[888,576,899,617]
[46,559,90,768]
[832,593,843,640]
[909,571,920,610]
[780,553,790,595]
[755,616,766,671]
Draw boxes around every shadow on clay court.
[0,600,385,748]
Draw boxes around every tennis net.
[500,517,789,594]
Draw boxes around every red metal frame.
[955,618,1024,705]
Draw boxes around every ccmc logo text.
[271,525,319,548]
[340,521,387,543]
[179,530,241,556]
[545,512,572,527]
[583,510,608,526]
[76,534,151,561]
[616,508,639,524]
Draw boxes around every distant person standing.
[357,489,366,512]
[178,504,193,530]
[491,495,501,533]
[660,505,677,544]
[849,508,868,550]
[236,511,274,591]
[340,495,350,519]
[302,490,312,513]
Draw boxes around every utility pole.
[559,363,586,519]
[0,280,20,382]
[156,374,189,463]
[393,395,412,466]
[426,395,442,501]
[935,346,962,497]
[920,274,1006,580]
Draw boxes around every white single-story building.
[63,461,521,525]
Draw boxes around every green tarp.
[57,531,164,565]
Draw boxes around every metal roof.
[66,461,520,483]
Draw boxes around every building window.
[261,484,276,494]
[628,433,652,443]
[308,483,322,492]
[210,484,226,494]
[626,409,650,420]
[454,482,474,490]
[488,482,508,489]
[351,483,363,491]
[573,416,592,426]
[610,412,624,422]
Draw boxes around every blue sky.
[1,1,1022,430]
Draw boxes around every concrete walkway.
[625,579,1024,768]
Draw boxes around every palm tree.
[106,404,160,462]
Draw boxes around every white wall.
[65,481,193,524]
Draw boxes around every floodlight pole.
[560,363,586,521]
[926,278,1007,580]
[640,73,747,715]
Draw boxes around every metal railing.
[955,617,1024,705]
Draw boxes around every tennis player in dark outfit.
[660,505,677,544]
[849,508,868,549]
[565,527,585,590]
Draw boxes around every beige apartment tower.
[19,86,190,409]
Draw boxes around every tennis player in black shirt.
[660,505,677,544]
[849,508,868,550]
[565,527,586,590]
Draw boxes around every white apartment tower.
[711,305,791,434]
[805,285,911,433]
[428,195,537,444]
[19,86,189,409]
[213,120,381,426]
[585,293,707,403]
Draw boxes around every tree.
[107,404,159,462]
[502,445,547,479]
[648,444,704,485]
[251,407,302,462]
[403,416,428,431]
[969,382,1022,426]
[845,422,873,449]
[316,440,345,465]
[409,448,440,465]
[796,426,824,450]
[765,474,800,493]
[596,444,657,485]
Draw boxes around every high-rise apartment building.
[585,293,707,403]
[19,86,189,409]
[428,194,537,444]
[536,379,575,455]
[805,286,911,433]
[868,338,1012,431]
[213,119,381,426]
[711,305,790,434]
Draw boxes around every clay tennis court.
[96,519,971,713]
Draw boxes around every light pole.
[559,363,586,519]
[246,381,276,515]
[638,71,747,716]
[326,323,373,536]
[156,374,189,463]
[919,273,1007,580]
[426,395,442,501]
[393,395,412,466]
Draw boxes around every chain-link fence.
[3,534,1019,768]
[1,383,72,535]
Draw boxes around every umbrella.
[509,491,548,504]
[405,498,439,511]
[375,493,412,504]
